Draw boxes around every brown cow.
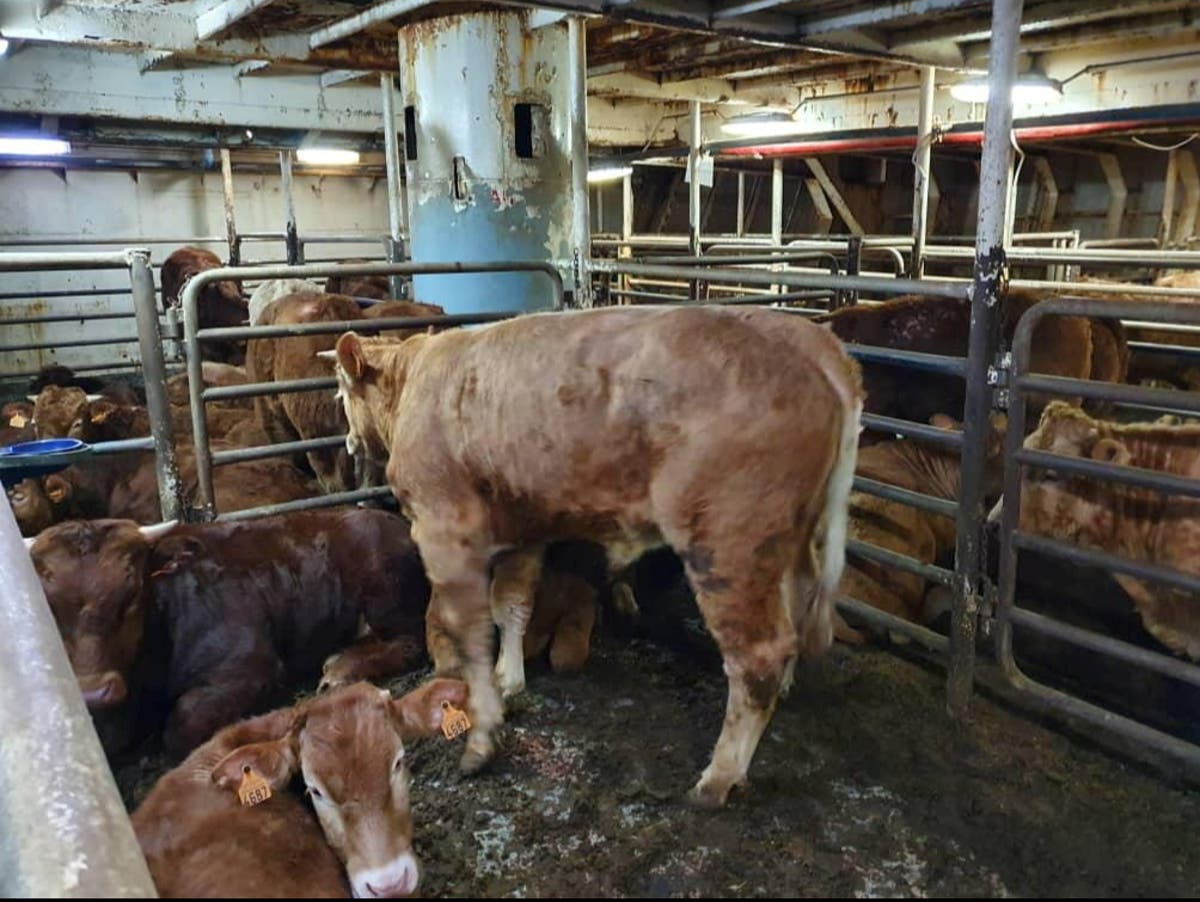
[332,305,863,807]
[161,247,248,365]
[248,294,444,494]
[28,508,431,754]
[28,364,142,406]
[325,270,391,300]
[817,291,1127,435]
[132,679,467,898]
[1001,402,1200,659]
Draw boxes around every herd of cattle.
[4,245,1200,897]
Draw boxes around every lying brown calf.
[133,679,467,898]
[28,508,431,754]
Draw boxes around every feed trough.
[0,438,92,487]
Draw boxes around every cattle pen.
[4,0,1200,897]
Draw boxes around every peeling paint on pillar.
[399,10,573,315]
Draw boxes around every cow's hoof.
[685,781,730,809]
[459,735,494,776]
[494,661,526,700]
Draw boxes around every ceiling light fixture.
[720,110,803,138]
[295,147,360,165]
[587,164,634,183]
[0,135,71,156]
[949,68,1064,105]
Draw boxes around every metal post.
[0,491,158,898]
[844,234,862,307]
[771,159,783,246]
[912,65,936,278]
[220,147,240,265]
[687,100,703,299]
[568,15,592,308]
[129,249,183,521]
[621,171,634,302]
[280,150,302,266]
[381,72,407,299]
[736,171,746,238]
[951,0,1025,720]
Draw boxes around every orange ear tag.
[237,766,272,806]
[8,414,26,429]
[440,700,471,741]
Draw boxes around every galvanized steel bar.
[380,73,406,299]
[92,436,155,455]
[0,251,132,271]
[569,15,593,307]
[852,476,958,518]
[846,539,956,588]
[0,310,136,325]
[199,309,517,344]
[1017,372,1200,413]
[280,150,302,266]
[220,148,239,266]
[1007,605,1200,689]
[212,435,346,467]
[0,491,158,898]
[770,159,783,248]
[951,0,1024,719]
[1014,532,1200,596]
[844,344,967,376]
[129,250,183,522]
[0,336,140,353]
[1015,448,1200,499]
[218,486,395,522]
[206,375,336,403]
[912,66,936,278]
[589,260,969,299]
[861,414,964,448]
[688,101,703,259]
[836,596,950,654]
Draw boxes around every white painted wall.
[0,167,391,378]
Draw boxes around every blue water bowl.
[0,438,93,487]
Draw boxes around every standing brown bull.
[161,247,248,365]
[331,305,863,807]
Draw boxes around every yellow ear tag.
[8,414,27,428]
[237,766,272,807]
[440,700,471,741]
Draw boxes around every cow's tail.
[818,395,862,605]
[787,392,861,662]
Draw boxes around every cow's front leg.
[415,523,501,775]
[491,546,544,699]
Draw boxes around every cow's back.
[393,305,860,544]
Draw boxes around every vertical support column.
[596,184,605,234]
[280,150,302,266]
[620,170,633,303]
[567,15,592,308]
[1160,149,1179,248]
[954,0,1025,720]
[770,158,783,246]
[128,249,182,522]
[381,72,407,299]
[912,65,936,278]
[687,100,703,299]
[219,147,239,265]
[736,171,746,237]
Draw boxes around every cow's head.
[27,518,176,707]
[328,331,428,463]
[204,279,249,328]
[8,477,57,536]
[212,678,469,898]
[1003,401,1124,541]
[32,385,102,439]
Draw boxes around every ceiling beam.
[710,1,797,21]
[308,0,434,49]
[792,0,986,38]
[320,69,372,87]
[196,0,281,42]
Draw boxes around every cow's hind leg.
[684,558,801,809]
[491,546,544,699]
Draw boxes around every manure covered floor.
[116,630,1200,898]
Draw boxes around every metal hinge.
[988,350,1013,409]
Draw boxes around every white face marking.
[351,853,419,898]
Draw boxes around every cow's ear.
[391,678,470,742]
[212,734,299,793]
[1090,437,1131,467]
[44,474,72,505]
[929,413,960,431]
[335,332,372,383]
